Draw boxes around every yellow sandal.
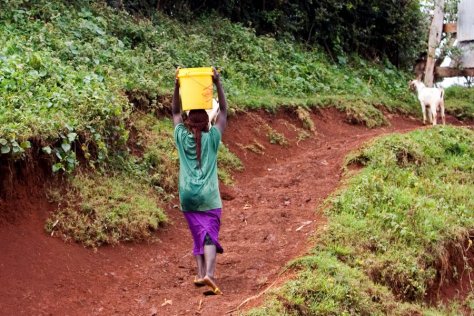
[194,276,206,287]
[202,276,223,295]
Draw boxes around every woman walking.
[172,67,227,295]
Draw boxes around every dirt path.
[0,110,467,315]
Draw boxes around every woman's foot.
[193,276,206,287]
[202,275,222,295]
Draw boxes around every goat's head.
[408,79,420,92]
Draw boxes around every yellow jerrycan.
[177,67,214,111]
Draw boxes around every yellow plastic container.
[177,67,214,111]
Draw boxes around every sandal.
[194,276,206,287]
[203,287,223,296]
[202,276,223,295]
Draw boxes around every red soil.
[0,110,472,315]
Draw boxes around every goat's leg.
[432,107,437,125]
[426,106,432,125]
[421,103,427,125]
[440,101,446,125]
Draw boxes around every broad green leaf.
[61,143,71,152]
[1,145,10,154]
[12,145,22,153]
[42,146,52,154]
[0,138,7,146]
[52,163,64,173]
[67,133,77,142]
[20,141,31,149]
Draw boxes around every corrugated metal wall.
[457,0,474,42]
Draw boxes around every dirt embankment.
[0,109,472,315]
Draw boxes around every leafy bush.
[117,0,427,68]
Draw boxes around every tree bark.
[424,0,445,87]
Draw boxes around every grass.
[46,172,167,247]
[248,126,474,315]
[265,125,289,147]
[444,85,474,120]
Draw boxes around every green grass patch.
[444,86,474,120]
[249,126,474,315]
[46,172,167,247]
[117,113,180,196]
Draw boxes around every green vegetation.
[445,85,474,120]
[118,0,426,68]
[249,126,474,315]
[265,125,289,147]
[46,172,167,247]
[45,113,241,246]
[0,0,419,151]
[1,0,471,248]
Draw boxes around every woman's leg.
[195,254,206,279]
[204,243,217,279]
[202,234,222,294]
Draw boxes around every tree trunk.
[424,0,445,87]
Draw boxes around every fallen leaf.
[161,299,172,307]
[295,221,312,231]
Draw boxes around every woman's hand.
[212,67,220,84]
[175,67,180,87]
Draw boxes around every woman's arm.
[172,74,183,126]
[213,68,227,134]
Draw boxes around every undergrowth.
[249,126,474,315]
[46,172,167,247]
[0,0,419,163]
[45,113,242,246]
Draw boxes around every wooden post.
[435,67,474,77]
[424,0,445,87]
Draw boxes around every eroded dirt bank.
[0,110,470,315]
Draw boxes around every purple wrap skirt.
[183,208,224,256]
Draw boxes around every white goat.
[409,79,445,125]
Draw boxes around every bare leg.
[204,244,217,279]
[195,255,206,279]
[202,236,222,294]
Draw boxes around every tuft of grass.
[118,113,179,195]
[249,126,474,315]
[45,113,242,246]
[46,173,167,247]
[264,125,289,146]
[295,106,315,132]
[217,142,244,185]
[241,139,266,155]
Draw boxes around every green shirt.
[174,123,222,211]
